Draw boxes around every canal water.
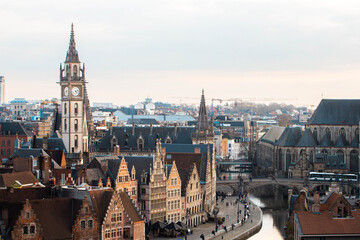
[247,185,289,240]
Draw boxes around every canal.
[247,185,290,240]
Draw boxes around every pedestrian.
[224,226,227,232]
[212,230,215,236]
[200,234,205,240]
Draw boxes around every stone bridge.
[217,178,359,195]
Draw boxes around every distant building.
[0,76,5,105]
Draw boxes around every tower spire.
[65,23,80,63]
[197,89,209,132]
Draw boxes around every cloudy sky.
[1,0,360,107]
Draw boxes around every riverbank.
[208,200,262,240]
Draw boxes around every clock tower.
[59,24,90,154]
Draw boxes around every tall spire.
[65,23,80,63]
[197,89,209,132]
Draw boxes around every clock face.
[72,87,80,96]
[64,87,69,96]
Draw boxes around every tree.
[276,114,293,127]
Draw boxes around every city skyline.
[1,0,360,107]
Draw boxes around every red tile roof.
[0,171,38,187]
[296,210,360,235]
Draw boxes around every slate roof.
[127,118,159,125]
[276,127,302,147]
[87,189,114,222]
[107,156,153,182]
[320,134,332,147]
[350,135,359,147]
[324,155,347,170]
[119,191,142,222]
[86,168,106,186]
[12,148,49,158]
[335,134,347,147]
[308,99,360,125]
[258,126,285,144]
[98,126,195,151]
[32,137,67,151]
[0,187,51,203]
[0,122,32,136]
[0,171,38,187]
[296,129,317,147]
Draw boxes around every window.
[75,103,78,115]
[313,128,318,141]
[1,149,4,156]
[117,212,122,222]
[64,103,67,115]
[111,213,116,222]
[30,225,35,234]
[80,220,86,229]
[23,226,28,234]
[75,119,78,132]
[7,149,10,155]
[33,159,38,167]
[105,230,110,238]
[340,127,346,138]
[88,220,93,229]
[75,135,78,148]
[26,212,30,218]
[117,228,122,237]
[2,140,4,146]
[85,207,88,213]
[7,140,10,146]
[64,119,67,131]
[111,229,116,238]
[66,65,69,77]
[73,65,77,76]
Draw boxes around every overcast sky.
[1,0,360,107]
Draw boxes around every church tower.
[59,24,89,154]
[191,90,216,213]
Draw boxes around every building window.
[325,127,331,138]
[75,103,78,115]
[111,213,116,222]
[340,127,346,139]
[75,135,78,148]
[117,228,122,237]
[26,212,30,218]
[137,137,144,151]
[105,230,110,238]
[64,119,67,131]
[88,219,93,229]
[117,212,122,222]
[7,149,10,155]
[111,229,116,238]
[23,226,28,234]
[80,220,86,229]
[30,225,35,234]
[73,65,77,76]
[75,119,78,132]
[64,103,67,115]
[7,140,10,146]
[33,159,38,167]
[66,65,69,76]
[1,140,4,146]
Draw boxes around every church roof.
[258,126,285,144]
[320,134,333,147]
[335,134,347,147]
[276,127,302,147]
[65,24,80,63]
[296,129,317,147]
[308,99,360,125]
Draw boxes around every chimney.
[114,145,120,156]
[312,191,320,213]
[43,137,48,150]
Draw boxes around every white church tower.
[59,24,90,154]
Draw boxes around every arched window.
[64,119,67,131]
[74,103,78,115]
[64,103,67,115]
[75,135,78,148]
[350,150,359,173]
[137,137,144,151]
[286,149,291,169]
[313,128,318,142]
[325,127,331,138]
[74,119,78,132]
[278,149,283,171]
[336,150,344,163]
[309,150,314,163]
[66,65,69,77]
[321,149,328,160]
[73,65,77,76]
[339,127,346,138]
[165,136,172,144]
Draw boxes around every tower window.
[75,135,78,148]
[64,119,67,131]
[66,65,69,77]
[73,65,77,76]
[75,103,78,115]
[75,119,78,132]
[64,103,67,115]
